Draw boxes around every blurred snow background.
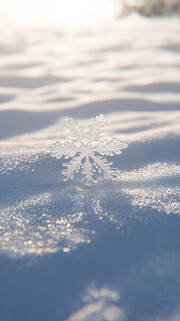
[0,1,180,320]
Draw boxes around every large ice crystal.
[48,115,127,185]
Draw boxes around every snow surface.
[0,8,180,321]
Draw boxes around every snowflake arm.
[96,138,128,156]
[82,156,97,185]
[92,155,119,180]
[64,117,83,142]
[62,154,84,181]
[88,114,107,141]
[48,141,79,159]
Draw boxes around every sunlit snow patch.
[65,284,124,321]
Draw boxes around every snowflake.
[48,114,128,185]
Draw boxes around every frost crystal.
[48,115,127,185]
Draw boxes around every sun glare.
[0,0,119,32]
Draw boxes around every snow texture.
[48,115,127,185]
